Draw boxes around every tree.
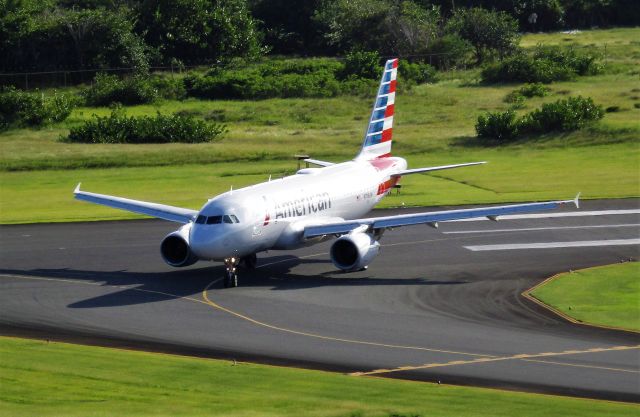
[313,0,443,57]
[447,7,520,63]
[137,0,263,65]
[313,0,389,54]
[0,2,150,72]
[250,0,323,54]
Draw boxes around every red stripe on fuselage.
[376,177,399,195]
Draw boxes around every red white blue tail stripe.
[356,58,398,161]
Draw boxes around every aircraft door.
[252,196,270,237]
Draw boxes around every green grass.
[532,263,640,332]
[0,337,637,417]
[0,28,638,223]
[1,142,637,224]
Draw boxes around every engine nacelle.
[160,224,198,267]
[330,232,380,272]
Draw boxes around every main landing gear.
[222,254,257,288]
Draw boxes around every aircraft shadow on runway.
[0,256,466,308]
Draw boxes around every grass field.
[531,262,640,332]
[1,336,637,417]
[1,142,637,224]
[0,28,638,223]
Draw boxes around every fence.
[0,64,196,91]
[0,53,465,91]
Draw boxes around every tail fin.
[355,58,398,161]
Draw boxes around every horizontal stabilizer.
[304,158,334,167]
[392,161,486,177]
[74,183,197,224]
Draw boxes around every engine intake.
[330,232,380,272]
[160,225,198,267]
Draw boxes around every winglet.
[74,182,81,194]
[574,192,581,209]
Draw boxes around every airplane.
[74,58,580,288]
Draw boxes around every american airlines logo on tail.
[357,58,397,161]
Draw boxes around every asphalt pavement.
[1,198,638,402]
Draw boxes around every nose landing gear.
[223,257,238,288]
[222,253,258,288]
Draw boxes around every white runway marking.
[452,209,640,222]
[444,223,640,234]
[465,238,640,251]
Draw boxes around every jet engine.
[330,232,380,272]
[160,224,198,267]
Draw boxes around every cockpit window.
[197,214,239,225]
[206,215,222,224]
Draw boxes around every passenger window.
[206,216,222,224]
[230,215,240,223]
[223,215,233,224]
[195,215,206,224]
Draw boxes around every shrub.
[186,56,436,100]
[399,61,438,84]
[0,87,75,131]
[83,73,158,106]
[149,76,187,101]
[476,96,604,142]
[475,110,520,142]
[504,83,550,103]
[521,96,604,134]
[424,34,473,70]
[341,50,381,80]
[481,46,602,84]
[532,45,602,76]
[65,107,226,144]
[482,53,574,84]
[518,83,550,98]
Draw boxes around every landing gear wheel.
[241,253,257,270]
[223,257,239,288]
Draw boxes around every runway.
[1,198,639,402]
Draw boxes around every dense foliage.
[476,96,604,143]
[446,7,520,63]
[1,0,636,74]
[65,107,227,144]
[521,96,605,133]
[183,56,436,100]
[82,73,187,106]
[136,0,262,65]
[0,87,75,131]
[83,74,158,106]
[481,45,602,84]
[0,2,150,72]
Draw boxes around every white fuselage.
[189,157,407,260]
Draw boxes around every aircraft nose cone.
[190,225,237,260]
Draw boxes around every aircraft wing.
[303,195,580,239]
[391,161,486,177]
[74,183,197,224]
